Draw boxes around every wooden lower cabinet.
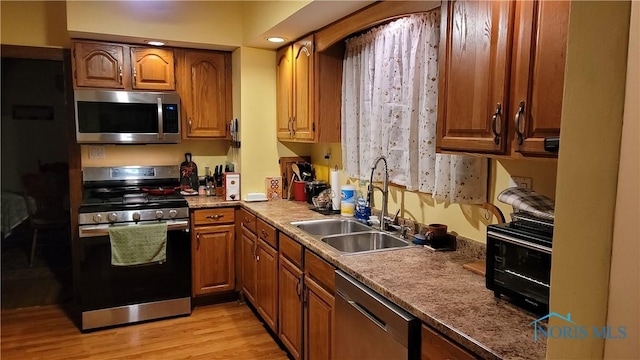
[192,225,235,295]
[279,256,304,360]
[241,227,257,304]
[304,277,334,360]
[256,238,278,331]
[304,250,335,360]
[421,325,477,360]
[191,208,235,297]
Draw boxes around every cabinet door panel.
[511,0,568,156]
[74,42,126,89]
[256,239,278,332]
[279,256,303,360]
[292,36,315,141]
[131,48,175,90]
[193,225,235,295]
[305,277,334,360]
[241,228,257,304]
[179,50,230,138]
[277,46,294,139]
[437,0,514,153]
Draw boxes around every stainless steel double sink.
[291,218,411,255]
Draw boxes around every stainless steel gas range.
[77,166,191,331]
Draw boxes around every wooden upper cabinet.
[130,47,175,91]
[510,0,569,157]
[73,41,126,89]
[292,36,315,141]
[276,46,294,139]
[176,49,232,139]
[437,0,514,154]
[73,40,175,91]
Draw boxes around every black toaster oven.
[486,223,552,315]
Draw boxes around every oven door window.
[502,244,551,285]
[79,229,191,312]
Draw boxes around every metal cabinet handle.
[196,233,200,249]
[133,68,137,86]
[119,66,123,85]
[296,277,303,299]
[491,103,502,145]
[244,217,251,224]
[514,101,525,145]
[188,118,193,134]
[292,116,296,136]
[206,214,223,220]
[288,117,292,136]
[261,229,268,238]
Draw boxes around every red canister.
[293,181,307,201]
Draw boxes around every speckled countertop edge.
[187,197,546,360]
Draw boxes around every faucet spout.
[367,156,389,231]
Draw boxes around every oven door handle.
[79,220,189,238]
[157,97,164,140]
[487,231,552,254]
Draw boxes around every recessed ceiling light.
[267,37,286,43]
[146,40,165,46]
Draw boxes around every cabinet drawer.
[421,325,477,360]
[257,218,277,249]
[280,233,302,269]
[239,208,256,233]
[193,208,235,225]
[304,249,335,295]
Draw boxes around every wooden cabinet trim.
[304,276,334,360]
[239,208,257,233]
[193,207,235,225]
[304,249,335,295]
[314,1,440,52]
[257,218,277,249]
[279,233,303,269]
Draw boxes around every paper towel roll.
[330,169,341,210]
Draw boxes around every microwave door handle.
[157,97,164,140]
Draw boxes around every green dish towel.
[109,222,167,266]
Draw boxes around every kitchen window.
[341,11,487,204]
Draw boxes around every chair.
[21,173,70,267]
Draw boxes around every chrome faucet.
[367,156,389,231]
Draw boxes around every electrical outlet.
[89,146,105,159]
[324,148,331,160]
[509,176,532,189]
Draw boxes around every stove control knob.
[108,213,118,222]
[93,214,103,223]
[169,209,178,218]
[132,212,141,222]
[155,210,164,219]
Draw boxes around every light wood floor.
[1,302,289,360]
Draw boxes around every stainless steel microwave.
[74,89,181,144]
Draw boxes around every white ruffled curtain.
[341,11,487,204]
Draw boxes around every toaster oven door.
[487,230,551,314]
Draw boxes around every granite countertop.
[186,197,546,359]
[183,195,239,208]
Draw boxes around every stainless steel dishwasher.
[335,270,420,359]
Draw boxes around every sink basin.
[321,231,410,254]
[291,218,371,236]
